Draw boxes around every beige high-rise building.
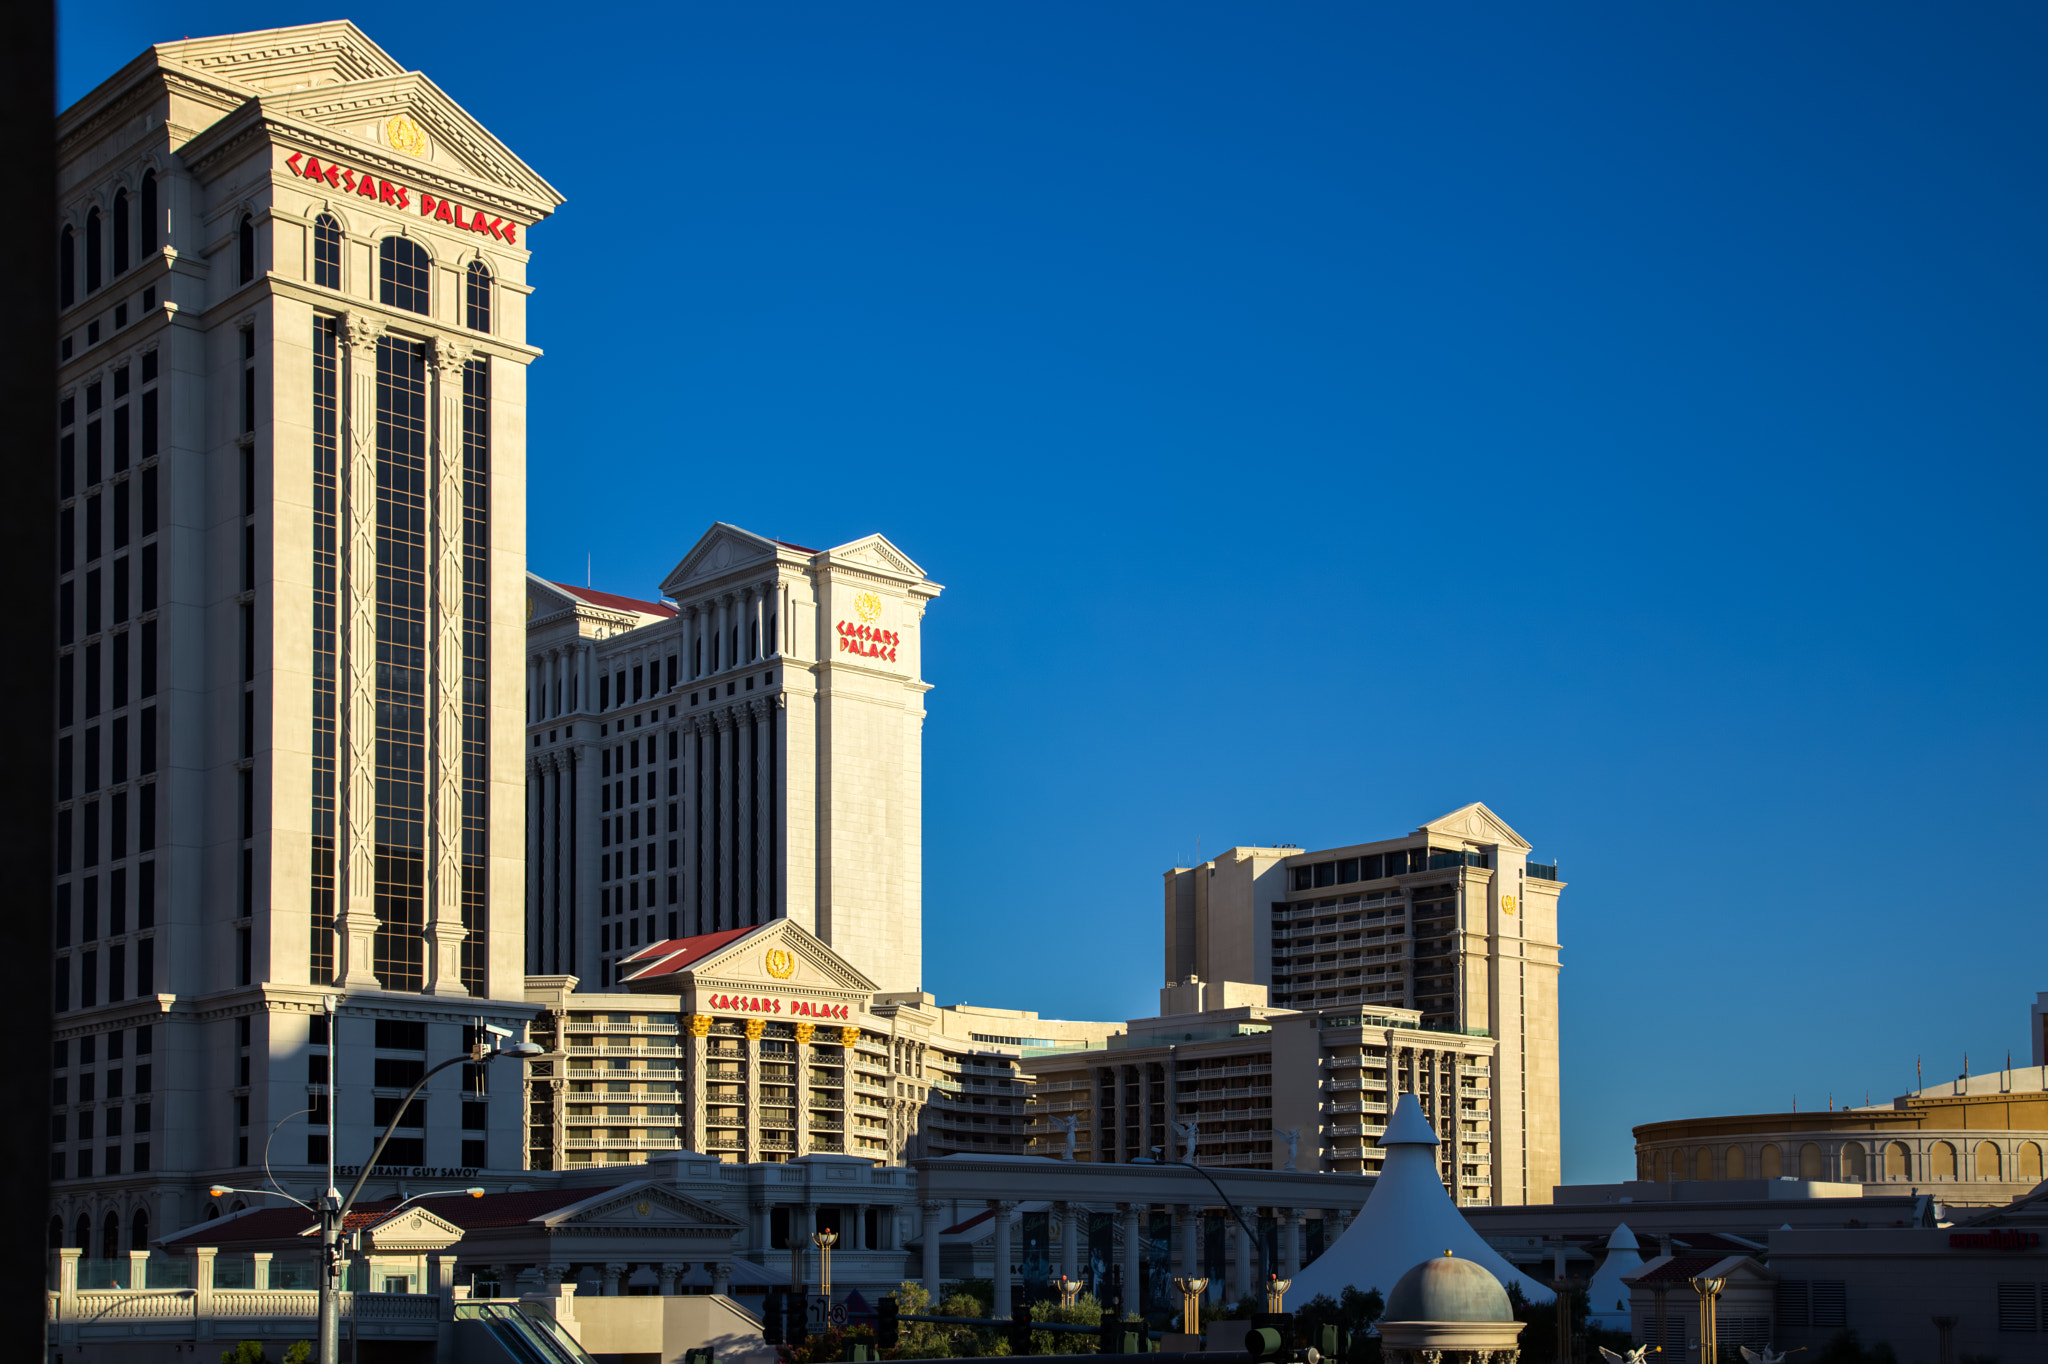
[523,523,940,995]
[49,21,559,1251]
[1161,803,1564,1204]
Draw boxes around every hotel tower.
[50,23,558,1252]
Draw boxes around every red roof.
[620,926,762,981]
[162,1187,624,1247]
[550,582,677,619]
[776,540,821,555]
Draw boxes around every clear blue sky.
[63,3,2048,1183]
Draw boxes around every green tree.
[1028,1291,1105,1354]
[282,1346,313,1364]
[219,1344,268,1364]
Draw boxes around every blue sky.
[63,3,2048,1183]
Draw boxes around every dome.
[1383,1252,1515,1324]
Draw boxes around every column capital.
[341,310,384,351]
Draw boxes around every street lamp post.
[812,1230,838,1297]
[310,1027,542,1364]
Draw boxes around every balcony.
[1527,863,1558,881]
[564,1136,687,1150]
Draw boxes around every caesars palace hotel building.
[49,23,558,1252]
[523,523,941,996]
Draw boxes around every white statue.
[1054,1114,1079,1160]
[1175,1119,1200,1163]
[1280,1127,1301,1171]
[1598,1347,1652,1364]
[1738,1348,1788,1364]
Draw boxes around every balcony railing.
[1527,863,1558,881]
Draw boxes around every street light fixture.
[811,1230,839,1297]
[311,1032,543,1364]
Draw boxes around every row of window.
[52,938,156,1012]
[58,174,160,309]
[1649,1137,2046,1182]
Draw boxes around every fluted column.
[750,589,765,662]
[735,705,754,924]
[686,1013,710,1155]
[793,1022,814,1155]
[426,338,471,995]
[991,1200,1015,1317]
[743,1018,763,1162]
[681,718,702,934]
[753,699,774,920]
[337,312,384,988]
[572,742,599,977]
[921,1201,942,1298]
[715,710,736,925]
[1059,1200,1078,1284]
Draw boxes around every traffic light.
[1099,1310,1121,1355]
[762,1292,784,1345]
[1319,1325,1342,1360]
[878,1295,900,1350]
[1009,1302,1033,1356]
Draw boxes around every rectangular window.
[54,884,70,948]
[86,418,101,485]
[311,318,338,984]
[108,943,125,1002]
[84,643,99,718]
[82,877,98,941]
[60,579,73,646]
[59,653,73,729]
[140,391,157,461]
[141,621,156,696]
[139,783,154,851]
[86,491,101,560]
[140,542,156,611]
[112,631,128,706]
[111,716,127,784]
[57,809,71,873]
[459,357,491,995]
[138,863,154,927]
[80,949,97,1008]
[83,801,99,866]
[112,556,129,628]
[113,478,130,547]
[240,329,256,433]
[60,432,74,500]
[136,936,153,994]
[111,792,126,860]
[139,707,155,774]
[58,735,73,800]
[373,337,429,990]
[113,404,129,474]
[59,505,73,570]
[83,726,99,792]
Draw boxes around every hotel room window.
[379,236,431,316]
[314,214,342,290]
[465,260,492,332]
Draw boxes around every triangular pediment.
[364,1205,464,1252]
[692,919,879,995]
[660,523,784,599]
[822,533,925,581]
[542,1181,741,1233]
[269,72,562,208]
[157,22,406,94]
[1418,802,1531,854]
[526,574,581,620]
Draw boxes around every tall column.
[921,1200,942,1300]
[753,699,773,920]
[1059,1201,1078,1284]
[572,744,599,976]
[425,338,472,995]
[578,641,592,713]
[715,712,735,924]
[714,595,729,673]
[793,1023,814,1156]
[1283,1210,1301,1278]
[336,312,384,988]
[743,1019,764,1162]
[686,1014,709,1154]
[1119,1204,1141,1315]
[735,706,754,924]
[527,760,545,974]
[772,582,786,658]
[1138,1067,1154,1161]
[991,1201,1015,1317]
[680,719,699,933]
[1178,1205,1197,1276]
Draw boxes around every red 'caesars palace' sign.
[836,621,898,662]
[706,992,850,1020]
[284,152,522,244]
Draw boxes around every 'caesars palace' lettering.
[708,992,850,1019]
[283,152,521,244]
[836,621,898,662]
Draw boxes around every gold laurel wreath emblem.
[855,591,882,623]
[764,948,796,980]
[1501,894,1518,915]
[385,114,428,157]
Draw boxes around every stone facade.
[50,21,558,1254]
[523,523,941,996]
[1160,803,1563,1205]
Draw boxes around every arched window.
[139,170,157,251]
[59,226,76,308]
[314,214,343,290]
[1841,1142,1868,1180]
[379,235,431,315]
[1759,1143,1782,1179]
[85,207,103,293]
[101,1210,121,1260]
[2020,1142,2043,1181]
[47,1216,63,1250]
[465,259,492,332]
[1695,1148,1713,1181]
[1637,1151,1653,1180]
[1931,1141,1957,1180]
[1884,1141,1910,1179]
[1977,1141,2003,1180]
[130,1207,150,1254]
[1725,1145,1746,1180]
[238,214,255,285]
[1800,1142,1823,1180]
[203,1203,220,1222]
[74,1213,91,1250]
[111,189,130,276]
